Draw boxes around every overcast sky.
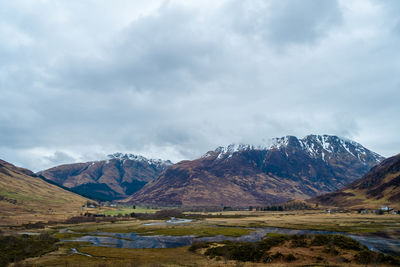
[1,0,399,171]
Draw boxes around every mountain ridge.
[124,135,384,206]
[39,153,172,201]
[203,135,383,164]
[311,153,400,209]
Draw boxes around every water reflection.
[65,227,400,256]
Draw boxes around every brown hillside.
[39,153,172,201]
[0,159,89,225]
[124,135,383,207]
[311,153,400,209]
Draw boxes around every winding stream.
[65,226,400,256]
[64,218,400,256]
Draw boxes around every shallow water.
[142,218,192,226]
[65,226,400,256]
[18,232,41,236]
[71,248,92,257]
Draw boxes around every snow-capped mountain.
[206,135,384,165]
[107,153,173,167]
[38,153,172,201]
[127,135,384,206]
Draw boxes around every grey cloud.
[376,0,400,35]
[265,0,342,45]
[54,4,230,93]
[44,151,76,165]
[223,0,342,47]
[0,0,399,171]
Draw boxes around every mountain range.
[2,134,398,226]
[124,135,384,206]
[39,153,172,201]
[311,153,400,209]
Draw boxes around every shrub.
[262,252,283,263]
[332,235,364,250]
[205,234,289,262]
[383,255,400,266]
[205,242,258,262]
[310,234,330,246]
[290,235,308,248]
[258,233,290,250]
[188,242,210,252]
[354,249,400,265]
[0,233,59,266]
[202,233,399,265]
[310,234,364,251]
[285,253,296,262]
[354,249,379,264]
[272,252,283,259]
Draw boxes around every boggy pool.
[65,226,400,256]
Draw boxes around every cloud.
[0,0,399,171]
[224,0,342,47]
[44,151,76,165]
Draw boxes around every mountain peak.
[127,135,385,207]
[40,153,173,201]
[202,135,384,165]
[107,153,173,166]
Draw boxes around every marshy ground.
[2,209,400,266]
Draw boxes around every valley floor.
[2,210,400,266]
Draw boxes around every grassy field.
[99,206,160,216]
[9,210,400,266]
[200,211,400,235]
[63,219,252,237]
[18,244,214,267]
[17,234,397,267]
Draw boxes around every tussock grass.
[8,211,400,266]
[67,220,251,237]
[19,246,211,267]
[195,233,400,266]
[206,212,400,234]
[101,206,160,216]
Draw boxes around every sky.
[1,0,399,171]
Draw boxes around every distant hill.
[311,153,400,209]
[0,159,88,225]
[124,135,384,206]
[39,153,172,201]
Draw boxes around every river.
[65,225,400,256]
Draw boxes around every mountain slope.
[39,153,172,201]
[0,159,89,225]
[311,153,400,209]
[125,135,384,206]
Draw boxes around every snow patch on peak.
[107,153,173,166]
[214,144,256,159]
[202,143,265,159]
[269,136,291,149]
[300,135,384,164]
[203,134,384,164]
[217,144,252,154]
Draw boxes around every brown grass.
[0,169,89,226]
[12,211,400,266]
[203,211,400,234]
